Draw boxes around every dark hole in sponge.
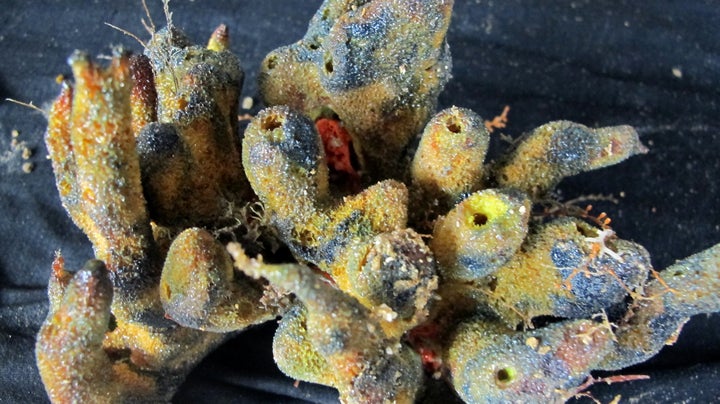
[495,367,515,385]
[106,347,132,362]
[473,213,488,227]
[487,277,498,292]
[574,223,595,237]
[307,36,321,50]
[261,115,282,132]
[446,119,462,133]
[325,57,334,74]
[266,55,277,70]
[108,314,118,331]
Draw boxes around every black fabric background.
[1,1,718,402]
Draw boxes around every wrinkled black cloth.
[1,1,718,402]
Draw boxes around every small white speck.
[672,67,683,79]
[242,96,254,110]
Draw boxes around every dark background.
[1,1,718,402]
